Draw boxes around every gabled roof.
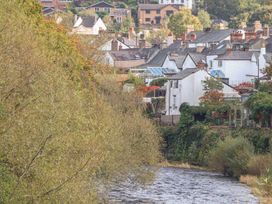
[89,1,114,8]
[169,55,186,69]
[140,41,182,68]
[117,37,136,47]
[81,16,96,27]
[190,29,234,44]
[189,53,206,64]
[215,51,256,60]
[169,68,199,80]
[138,4,180,10]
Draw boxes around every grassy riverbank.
[240,175,272,204]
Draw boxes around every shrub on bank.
[248,154,272,176]
[209,136,254,178]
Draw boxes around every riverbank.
[160,161,272,204]
[240,175,272,204]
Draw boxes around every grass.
[240,175,272,204]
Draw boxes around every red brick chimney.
[231,32,243,42]
[245,32,257,42]
[190,33,197,41]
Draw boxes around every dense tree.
[168,8,202,38]
[197,10,212,28]
[0,0,160,203]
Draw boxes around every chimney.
[128,27,134,40]
[263,25,270,39]
[254,21,262,32]
[139,39,146,48]
[74,14,78,24]
[160,41,167,49]
[111,39,119,51]
[196,46,205,53]
[260,39,266,56]
[231,31,243,43]
[167,33,174,46]
[197,61,207,70]
[226,43,232,52]
[245,32,257,41]
[190,33,197,41]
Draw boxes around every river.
[107,167,258,204]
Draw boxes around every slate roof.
[169,68,199,80]
[140,41,182,68]
[89,1,114,8]
[109,47,159,61]
[117,37,136,47]
[215,51,255,60]
[81,16,96,27]
[266,37,272,53]
[264,53,272,64]
[168,55,186,69]
[208,40,231,55]
[42,7,55,15]
[190,29,234,44]
[189,53,206,64]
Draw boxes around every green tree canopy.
[168,8,203,38]
[198,10,212,28]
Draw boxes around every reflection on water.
[107,167,258,204]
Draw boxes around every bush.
[259,169,272,196]
[209,136,254,178]
[248,154,272,176]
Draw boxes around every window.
[175,80,179,88]
[145,18,151,22]
[166,10,174,16]
[156,10,160,14]
[210,60,213,68]
[171,80,178,88]
[218,60,223,67]
[95,7,99,12]
[161,0,163,3]
[171,0,174,3]
[173,95,177,109]
[146,10,151,14]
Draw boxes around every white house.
[72,15,107,35]
[158,0,193,9]
[211,47,267,86]
[165,68,240,116]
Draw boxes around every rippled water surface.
[108,167,258,204]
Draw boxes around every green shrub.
[248,154,272,176]
[209,136,254,178]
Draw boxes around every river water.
[107,167,258,204]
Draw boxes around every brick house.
[86,1,131,23]
[138,4,181,29]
